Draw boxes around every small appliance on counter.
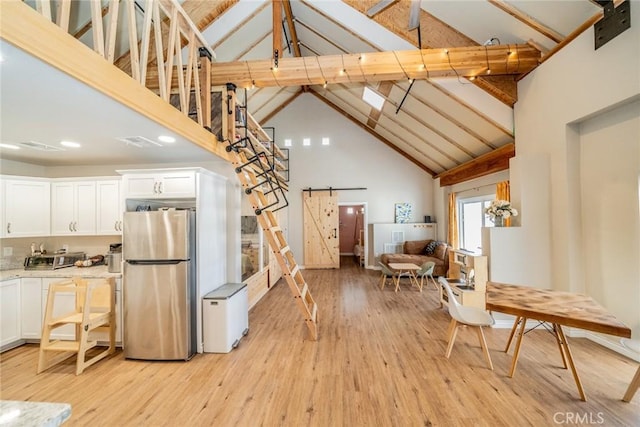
[24,252,86,270]
[106,243,122,273]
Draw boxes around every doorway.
[338,202,367,268]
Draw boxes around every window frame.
[457,194,495,253]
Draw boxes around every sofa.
[380,239,450,277]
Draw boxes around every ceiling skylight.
[362,86,385,111]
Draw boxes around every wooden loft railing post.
[199,49,213,130]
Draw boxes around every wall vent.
[116,136,162,148]
[18,141,64,151]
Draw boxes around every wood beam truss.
[196,44,539,89]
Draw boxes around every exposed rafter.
[488,0,565,43]
[436,143,515,186]
[341,0,518,106]
[282,0,301,57]
[199,45,540,89]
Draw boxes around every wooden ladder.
[225,86,318,340]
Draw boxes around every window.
[458,195,495,253]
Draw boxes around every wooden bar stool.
[38,277,116,375]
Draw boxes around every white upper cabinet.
[121,170,196,199]
[96,180,123,235]
[1,177,51,238]
[51,180,97,235]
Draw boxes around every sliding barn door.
[303,190,340,269]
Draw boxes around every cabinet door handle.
[6,223,10,234]
[69,222,73,232]
[74,222,78,232]
[114,220,119,231]
[158,182,163,194]
[153,182,158,194]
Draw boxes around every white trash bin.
[202,283,249,353]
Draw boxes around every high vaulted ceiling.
[192,0,602,179]
[1,0,609,181]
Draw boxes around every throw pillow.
[424,240,438,255]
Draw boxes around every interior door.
[303,190,339,269]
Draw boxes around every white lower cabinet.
[20,278,43,339]
[1,278,21,348]
[41,278,76,341]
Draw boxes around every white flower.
[484,199,518,219]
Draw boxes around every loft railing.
[26,0,215,127]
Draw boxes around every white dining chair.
[439,277,495,370]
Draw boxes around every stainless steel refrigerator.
[122,209,197,360]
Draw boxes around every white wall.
[511,4,640,346]
[579,100,640,338]
[264,94,435,267]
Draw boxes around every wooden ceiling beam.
[366,81,393,129]
[436,143,515,186]
[198,44,540,89]
[273,0,283,66]
[488,0,565,43]
[341,0,519,106]
[282,0,301,57]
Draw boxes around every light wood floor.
[1,257,638,426]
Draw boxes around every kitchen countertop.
[0,265,122,281]
[0,400,71,426]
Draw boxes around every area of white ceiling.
[0,41,215,167]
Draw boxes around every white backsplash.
[0,236,121,270]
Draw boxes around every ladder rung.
[279,245,290,255]
[309,303,318,322]
[268,226,282,234]
[289,264,299,278]
[299,283,308,301]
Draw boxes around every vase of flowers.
[485,200,518,227]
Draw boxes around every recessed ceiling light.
[362,86,385,111]
[60,140,81,148]
[158,135,176,143]
[0,143,20,150]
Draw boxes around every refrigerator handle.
[127,260,184,265]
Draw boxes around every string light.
[485,46,491,74]
[315,56,328,88]
[246,61,255,90]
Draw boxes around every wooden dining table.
[387,262,421,292]
[486,282,632,401]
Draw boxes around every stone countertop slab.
[0,400,71,426]
[0,266,122,281]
